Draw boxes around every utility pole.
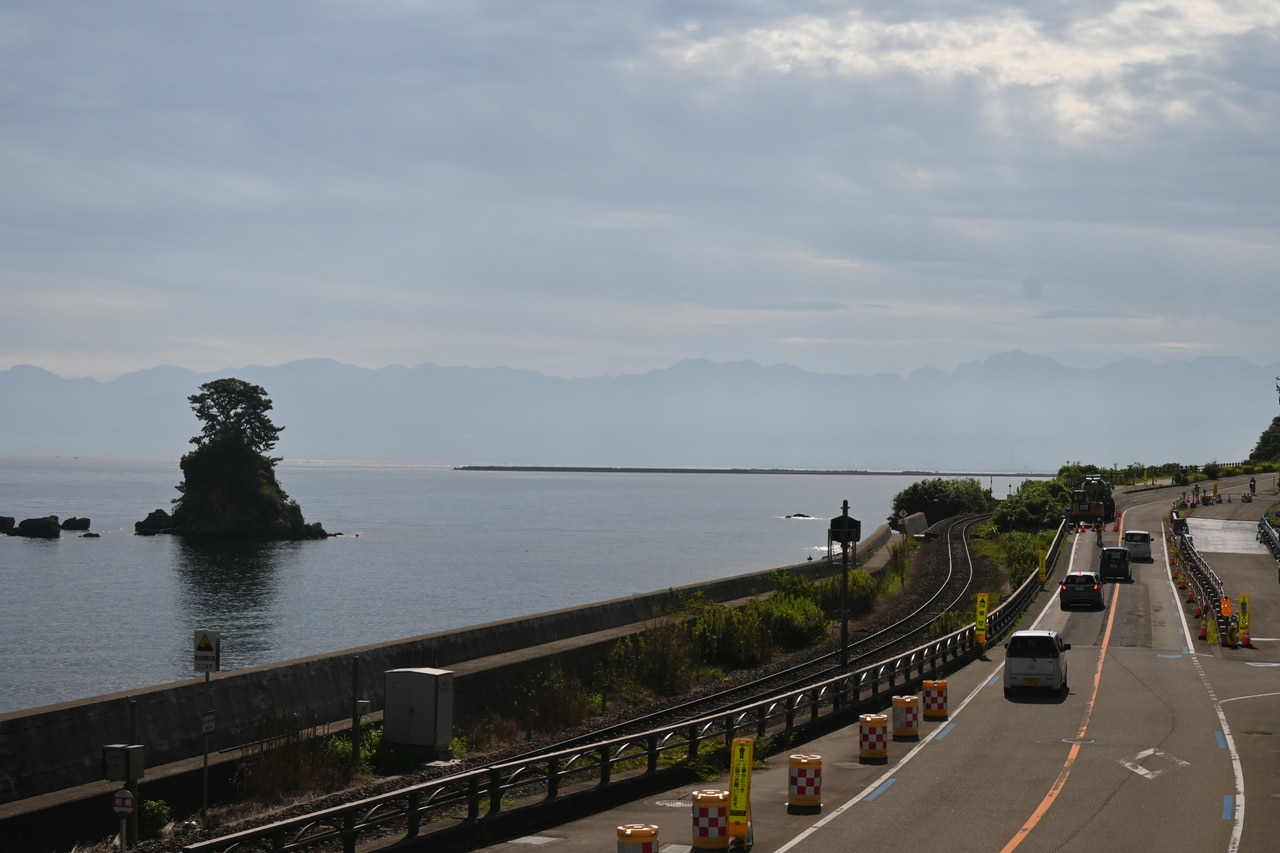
[829,501,861,670]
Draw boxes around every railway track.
[499,513,989,758]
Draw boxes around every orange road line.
[998,573,1120,853]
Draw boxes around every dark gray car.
[1059,571,1103,609]
[1099,547,1132,582]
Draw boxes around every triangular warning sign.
[197,634,214,651]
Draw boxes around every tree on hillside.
[1249,416,1280,462]
[891,477,998,523]
[1056,462,1105,485]
[991,479,1071,532]
[188,378,283,455]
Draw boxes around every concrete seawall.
[0,525,891,806]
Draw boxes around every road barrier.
[858,713,889,761]
[617,823,659,853]
[787,754,822,809]
[691,790,730,850]
[923,679,949,720]
[892,695,920,739]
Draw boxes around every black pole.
[201,673,210,821]
[128,698,139,847]
[840,500,850,670]
[351,656,362,772]
[841,540,849,670]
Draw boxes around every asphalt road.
[471,473,1280,853]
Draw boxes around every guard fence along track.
[183,515,1066,853]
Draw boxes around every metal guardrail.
[182,522,1067,853]
[1176,532,1225,610]
[1258,516,1280,566]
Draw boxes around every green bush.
[518,663,595,733]
[767,569,819,601]
[747,594,829,650]
[139,798,173,837]
[233,710,353,801]
[322,724,389,776]
[632,622,696,696]
[692,601,770,668]
[815,569,877,617]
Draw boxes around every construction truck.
[1069,474,1116,524]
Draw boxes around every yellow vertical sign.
[727,737,753,838]
[1239,595,1250,631]
[974,593,989,645]
[1038,550,1048,584]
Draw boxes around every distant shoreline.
[454,465,1046,477]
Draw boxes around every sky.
[2,1,1277,382]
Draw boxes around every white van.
[1123,530,1152,561]
[1004,629,1071,697]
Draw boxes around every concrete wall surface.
[0,525,890,804]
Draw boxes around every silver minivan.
[1122,530,1152,561]
[1004,629,1071,697]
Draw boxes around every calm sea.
[0,457,1031,715]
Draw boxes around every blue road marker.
[1215,731,1227,749]
[865,779,898,801]
[1223,795,1234,820]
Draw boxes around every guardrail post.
[688,723,701,761]
[343,811,357,853]
[599,745,612,786]
[784,694,796,730]
[468,775,481,820]
[648,734,659,774]
[489,767,503,815]
[756,705,767,739]
[545,755,560,801]
[406,789,422,836]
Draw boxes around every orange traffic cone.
[1198,619,1207,641]
[1241,626,1251,647]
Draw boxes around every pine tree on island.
[135,378,328,539]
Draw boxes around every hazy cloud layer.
[1,1,1276,380]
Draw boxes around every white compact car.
[1004,629,1071,697]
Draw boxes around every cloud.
[651,2,1280,141]
[0,2,1276,381]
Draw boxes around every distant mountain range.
[2,351,1276,473]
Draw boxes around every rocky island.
[135,378,328,540]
